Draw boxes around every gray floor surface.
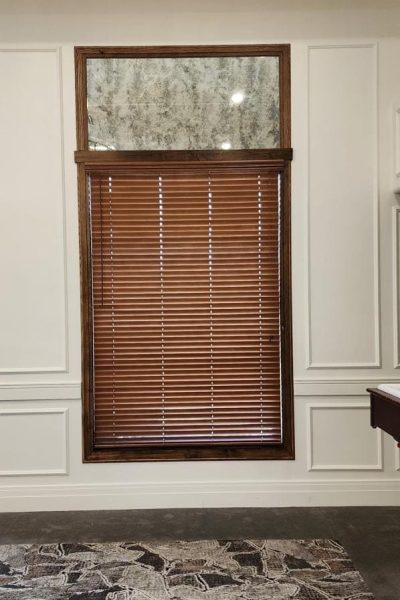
[0,507,399,600]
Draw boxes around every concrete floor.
[0,507,399,600]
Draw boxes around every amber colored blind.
[89,166,282,448]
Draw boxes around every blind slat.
[90,166,282,447]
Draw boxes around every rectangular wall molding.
[307,402,383,471]
[395,106,400,179]
[0,408,69,476]
[0,47,69,375]
[305,43,380,369]
[393,207,400,368]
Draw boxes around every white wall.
[0,0,400,511]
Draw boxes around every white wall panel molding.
[305,42,380,369]
[393,207,400,368]
[307,402,383,471]
[395,447,400,471]
[295,377,400,396]
[0,378,395,400]
[0,408,69,476]
[0,383,80,401]
[395,106,400,179]
[0,479,399,512]
[0,46,69,375]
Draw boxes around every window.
[75,45,294,461]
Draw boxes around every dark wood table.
[368,388,400,446]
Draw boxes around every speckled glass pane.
[87,57,280,150]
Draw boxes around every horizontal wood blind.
[89,166,282,448]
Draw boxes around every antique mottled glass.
[86,56,280,150]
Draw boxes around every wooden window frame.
[75,44,294,462]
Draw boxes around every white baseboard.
[0,479,399,512]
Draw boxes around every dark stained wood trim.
[77,163,93,460]
[83,444,294,463]
[75,149,293,164]
[75,44,290,59]
[280,161,295,459]
[74,44,291,153]
[279,45,291,148]
[75,48,88,151]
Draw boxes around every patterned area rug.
[0,539,374,599]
